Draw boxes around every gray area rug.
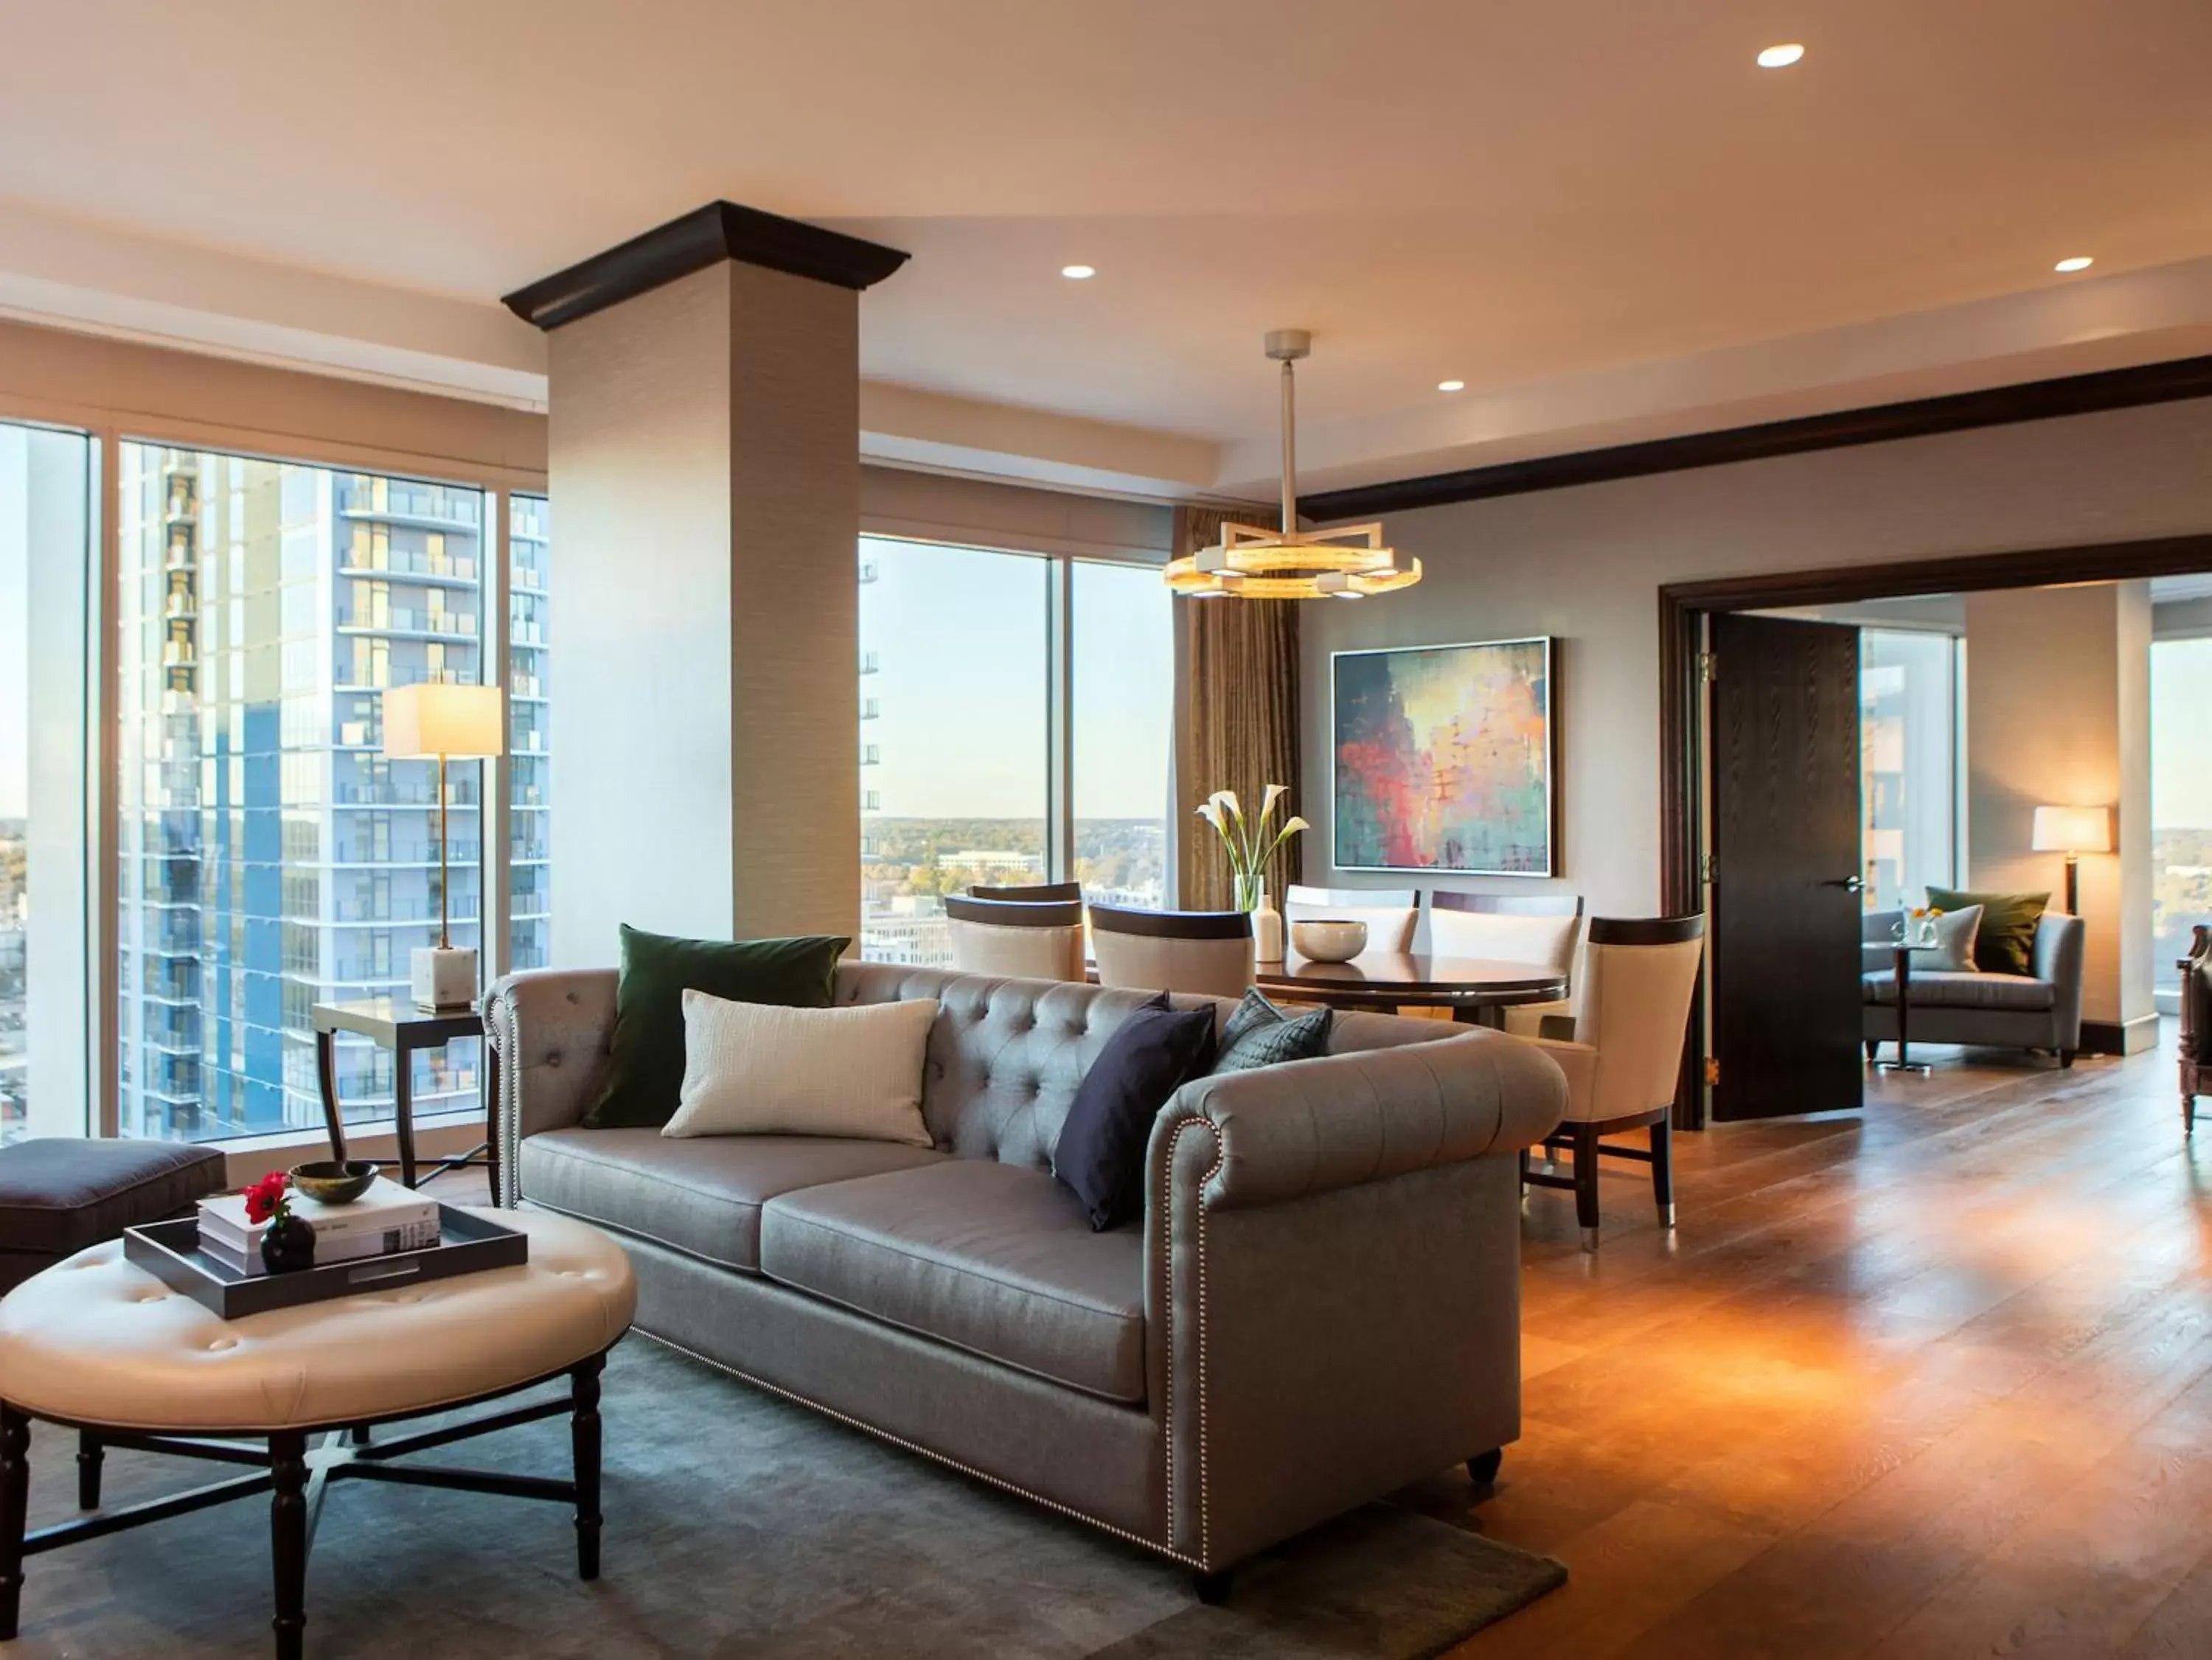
[7,1338,1562,1657]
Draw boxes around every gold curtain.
[1173,504,1306,909]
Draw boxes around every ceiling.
[4,0,2211,499]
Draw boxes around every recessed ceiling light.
[2053,256,2094,273]
[1060,264,1097,280]
[1437,380,1466,393]
[1756,42,1806,68]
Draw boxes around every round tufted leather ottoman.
[0,1207,634,1660]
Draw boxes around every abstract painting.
[1332,638,1555,874]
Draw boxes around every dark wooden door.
[1708,612,1863,1121]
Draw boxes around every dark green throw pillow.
[1924,887,2048,978]
[1211,988,1333,1074]
[584,925,849,1129]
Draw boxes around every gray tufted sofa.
[484,960,1566,1589]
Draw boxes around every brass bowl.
[289,1159,378,1205]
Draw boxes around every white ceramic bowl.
[1292,918,1368,963]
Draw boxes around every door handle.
[1820,876,1865,893]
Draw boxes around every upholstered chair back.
[1088,904,1256,1001]
[1284,885,1418,955]
[1565,916,1704,1122]
[968,881,1082,903]
[1428,892,1584,972]
[945,897,1086,983]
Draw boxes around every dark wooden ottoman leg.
[76,1429,102,1510]
[571,1354,604,1580]
[0,1406,29,1639]
[271,1430,308,1660]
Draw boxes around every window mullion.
[1046,557,1074,885]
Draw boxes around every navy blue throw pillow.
[1054,992,1217,1232]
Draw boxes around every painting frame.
[1329,635,1558,877]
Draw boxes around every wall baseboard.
[2079,1014,2163,1057]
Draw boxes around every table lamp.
[382,682,505,1010]
[2031,804,2111,916]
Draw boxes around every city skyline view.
[857,537,1173,966]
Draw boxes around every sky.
[0,428,29,820]
[2152,637,2212,830]
[859,536,1173,821]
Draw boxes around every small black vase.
[260,1215,316,1274]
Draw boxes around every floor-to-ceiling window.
[855,537,1172,966]
[858,539,1050,966]
[115,444,493,1142]
[509,494,552,971]
[2152,635,2212,1002]
[1860,629,1961,912]
[0,422,93,1143]
[1071,559,1172,908]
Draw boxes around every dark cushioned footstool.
[0,1139,228,1295]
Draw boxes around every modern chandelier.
[1164,329,1421,601]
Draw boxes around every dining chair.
[1283,885,1419,955]
[1427,891,1585,1036]
[968,881,1082,902]
[945,896,1088,983]
[1521,915,1705,1250]
[1088,904,1256,1000]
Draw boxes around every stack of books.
[196,1178,442,1278]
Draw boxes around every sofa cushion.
[759,1159,1146,1403]
[585,926,849,1130]
[664,992,937,1146]
[1862,969,2055,1011]
[518,1129,945,1272]
[1212,988,1333,1074]
[1925,887,2049,977]
[1052,991,1216,1232]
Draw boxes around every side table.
[311,999,501,1199]
[1876,945,1931,1076]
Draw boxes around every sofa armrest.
[2033,911,2086,1049]
[1142,1026,1562,1566]
[484,969,619,1202]
[1148,1028,1566,1214]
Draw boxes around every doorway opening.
[1659,534,2212,1128]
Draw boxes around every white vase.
[1251,885,1284,963]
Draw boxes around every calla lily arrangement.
[1195,785,1307,911]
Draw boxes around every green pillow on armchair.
[1924,887,2049,977]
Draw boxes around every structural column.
[506,204,907,960]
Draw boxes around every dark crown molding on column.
[501,201,910,331]
[1301,352,2212,523]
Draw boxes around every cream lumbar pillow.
[663,991,939,1145]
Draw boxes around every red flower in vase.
[243,1171,293,1227]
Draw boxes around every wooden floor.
[425,1039,2209,1656]
[1423,1036,2211,1659]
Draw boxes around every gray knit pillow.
[1211,989,1333,1074]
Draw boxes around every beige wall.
[1964,583,2155,1033]
[1300,397,2212,921]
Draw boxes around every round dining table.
[1255,953,1568,1025]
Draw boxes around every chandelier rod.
[1280,355,1297,536]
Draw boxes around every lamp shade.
[2031,804,2111,855]
[381,682,504,759]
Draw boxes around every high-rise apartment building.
[114,447,524,1142]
